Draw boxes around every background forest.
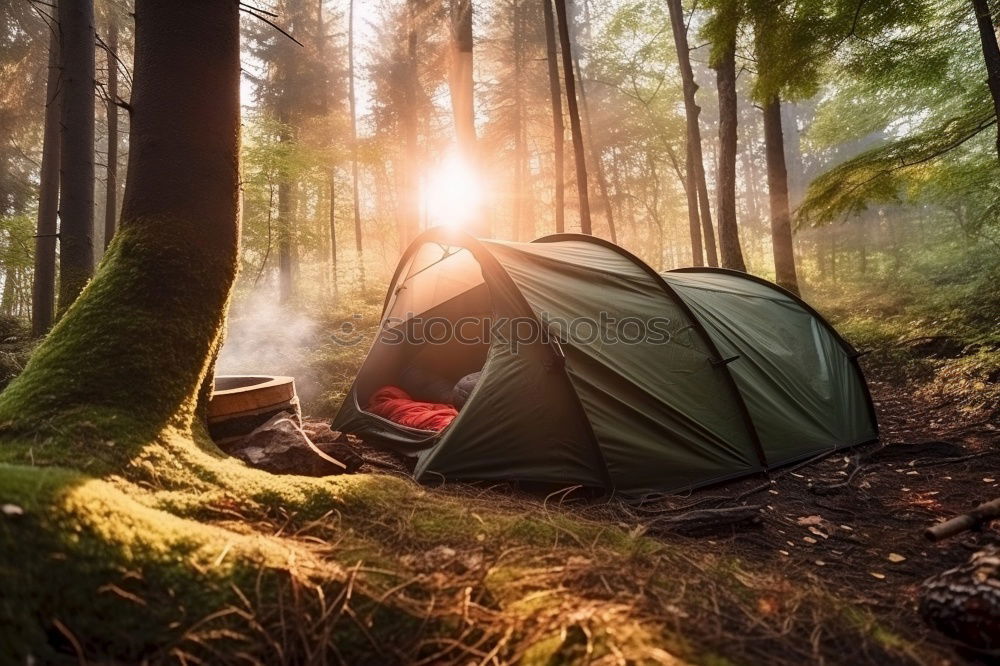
[3,0,997,417]
[1,0,996,305]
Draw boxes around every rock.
[301,419,342,443]
[223,412,363,476]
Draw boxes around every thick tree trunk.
[762,97,800,295]
[56,0,96,312]
[32,21,61,338]
[103,14,119,251]
[553,0,592,234]
[714,41,746,272]
[685,142,704,265]
[348,0,364,285]
[542,0,565,234]
[666,0,717,266]
[972,0,1000,159]
[0,0,241,444]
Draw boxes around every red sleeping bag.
[367,386,458,432]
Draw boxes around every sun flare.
[422,153,484,231]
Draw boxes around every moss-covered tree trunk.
[0,0,240,450]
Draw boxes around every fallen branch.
[647,505,763,535]
[925,498,1000,542]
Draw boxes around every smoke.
[216,288,318,377]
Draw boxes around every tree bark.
[972,0,1000,159]
[572,40,617,243]
[685,141,704,265]
[32,19,61,338]
[513,0,526,241]
[103,13,119,251]
[329,169,338,299]
[542,0,565,234]
[348,0,364,285]
[781,102,806,208]
[401,0,421,245]
[666,0,717,266]
[714,40,746,272]
[56,0,96,313]
[762,96,800,295]
[449,0,476,160]
[0,0,241,444]
[277,147,294,304]
[553,0,591,234]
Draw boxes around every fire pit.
[208,375,299,444]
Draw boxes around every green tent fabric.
[332,228,878,495]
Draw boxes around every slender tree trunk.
[741,126,761,229]
[714,40,746,271]
[449,0,476,159]
[542,0,565,234]
[0,0,241,442]
[56,0,96,313]
[685,141,704,265]
[762,97,800,294]
[781,102,806,208]
[573,54,617,243]
[401,0,421,245]
[329,169,338,299]
[448,0,485,237]
[103,14,119,251]
[553,0,591,234]
[972,0,1000,159]
[348,0,364,285]
[513,0,525,241]
[277,119,294,304]
[666,0,717,266]
[32,20,60,338]
[566,6,616,242]
[2,270,16,315]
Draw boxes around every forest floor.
[3,261,998,664]
[297,329,1000,665]
[282,259,1000,664]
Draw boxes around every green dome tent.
[332,228,877,495]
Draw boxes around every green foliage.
[799,0,999,230]
[814,234,1000,417]
[740,0,930,103]
[798,104,998,225]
